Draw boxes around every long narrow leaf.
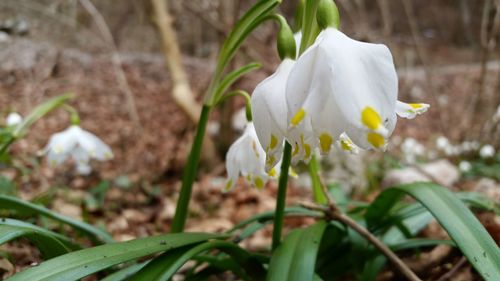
[215,62,261,99]
[0,195,113,244]
[267,221,327,281]
[367,182,500,281]
[0,224,71,259]
[204,0,281,105]
[130,240,265,281]
[0,218,80,252]
[100,262,146,281]
[6,232,226,281]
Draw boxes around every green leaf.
[367,182,500,281]
[6,232,226,281]
[389,238,455,252]
[12,93,73,138]
[204,0,281,105]
[215,62,261,100]
[0,218,78,258]
[267,221,327,281]
[100,262,146,281]
[0,195,113,244]
[229,206,322,233]
[456,192,500,215]
[130,240,265,281]
[0,176,16,196]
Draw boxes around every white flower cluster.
[226,28,429,189]
[435,136,495,159]
[252,28,428,168]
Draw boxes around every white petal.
[224,122,269,190]
[396,101,430,119]
[76,163,92,175]
[251,59,294,171]
[335,133,359,154]
[76,127,113,161]
[287,28,398,151]
[44,126,79,166]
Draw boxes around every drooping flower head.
[225,122,279,191]
[44,125,113,174]
[285,28,428,162]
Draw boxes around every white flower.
[225,122,278,190]
[6,112,22,126]
[401,137,424,163]
[436,136,450,151]
[294,32,302,57]
[285,28,428,161]
[251,58,295,171]
[44,125,113,174]
[479,145,495,158]
[458,161,472,173]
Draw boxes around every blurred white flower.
[225,122,278,191]
[6,112,22,126]
[76,163,92,175]
[285,28,428,163]
[493,106,500,122]
[436,136,450,150]
[479,145,495,159]
[458,161,472,173]
[44,125,113,174]
[401,137,425,163]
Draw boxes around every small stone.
[382,160,459,188]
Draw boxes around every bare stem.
[78,0,142,130]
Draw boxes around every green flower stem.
[217,90,253,122]
[171,105,211,233]
[308,155,327,204]
[63,105,81,125]
[271,141,292,250]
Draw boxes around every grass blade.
[367,182,500,281]
[0,195,113,244]
[6,232,226,281]
[267,221,327,281]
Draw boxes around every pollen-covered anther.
[319,133,333,154]
[254,176,264,189]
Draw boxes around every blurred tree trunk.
[150,0,219,166]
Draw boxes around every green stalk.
[271,141,292,250]
[308,155,327,204]
[171,105,211,233]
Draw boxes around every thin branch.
[436,256,467,281]
[150,0,218,164]
[78,0,142,130]
[150,0,201,123]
